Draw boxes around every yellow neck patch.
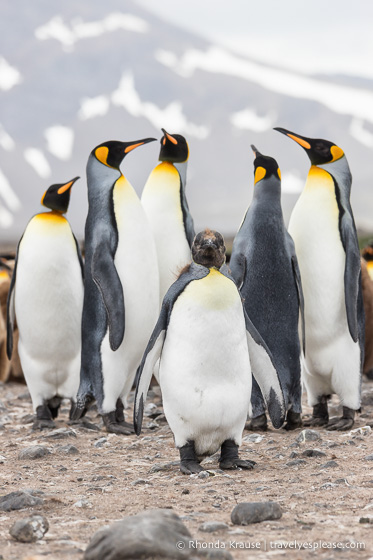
[184,268,239,310]
[306,166,334,191]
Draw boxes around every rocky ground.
[0,380,373,560]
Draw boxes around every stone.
[43,427,77,439]
[231,502,282,525]
[18,446,51,460]
[242,433,264,443]
[74,499,92,509]
[320,461,338,469]
[57,444,79,455]
[199,521,229,533]
[9,514,49,542]
[0,490,43,511]
[359,516,373,524]
[84,508,233,559]
[149,462,178,473]
[364,454,373,461]
[94,437,107,448]
[286,459,307,467]
[301,449,326,458]
[296,430,321,443]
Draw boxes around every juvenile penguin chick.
[134,229,285,474]
[230,146,304,432]
[275,127,364,431]
[7,177,84,429]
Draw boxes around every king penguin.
[141,129,195,303]
[230,146,304,431]
[134,229,285,474]
[275,127,364,430]
[7,177,84,429]
[73,139,160,434]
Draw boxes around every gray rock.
[149,462,178,473]
[94,437,107,448]
[231,502,282,525]
[199,521,229,533]
[0,490,43,511]
[131,479,151,486]
[296,430,321,443]
[286,459,307,467]
[84,508,232,559]
[18,446,51,460]
[364,454,373,461]
[359,516,373,524]
[10,514,49,542]
[301,449,326,458]
[320,461,338,469]
[57,444,79,455]
[289,452,300,458]
[43,427,77,439]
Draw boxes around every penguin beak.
[251,144,263,158]
[57,176,80,195]
[274,127,311,150]
[124,138,157,154]
[161,128,178,146]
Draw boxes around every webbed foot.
[327,407,355,431]
[219,439,256,470]
[179,441,204,474]
[283,410,303,431]
[245,413,268,432]
[32,404,56,430]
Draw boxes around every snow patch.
[0,125,15,151]
[0,168,21,211]
[230,107,276,132]
[24,148,51,178]
[350,119,373,149]
[112,72,209,139]
[0,57,22,91]
[281,171,304,195]
[35,13,148,51]
[78,95,110,120]
[45,125,74,160]
[157,46,373,126]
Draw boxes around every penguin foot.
[70,394,94,421]
[303,398,329,427]
[303,416,328,427]
[102,412,132,435]
[114,399,135,433]
[179,441,204,474]
[47,396,62,419]
[283,410,303,431]
[327,407,355,431]
[245,413,268,432]
[32,405,56,430]
[219,439,255,470]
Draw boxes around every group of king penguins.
[5,125,367,475]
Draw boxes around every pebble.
[18,446,51,460]
[364,454,373,461]
[84,508,233,560]
[231,501,282,525]
[94,438,107,448]
[198,471,210,479]
[301,449,326,458]
[320,460,338,469]
[296,429,321,443]
[131,479,151,486]
[243,433,264,443]
[199,521,229,533]
[56,444,79,455]
[43,427,77,439]
[74,499,92,509]
[0,490,44,511]
[359,516,373,524]
[149,461,178,473]
[9,514,49,542]
[286,459,307,467]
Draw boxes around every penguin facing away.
[134,229,285,474]
[7,177,84,429]
[73,139,160,434]
[141,129,195,304]
[230,146,304,432]
[275,127,364,430]
[359,258,373,381]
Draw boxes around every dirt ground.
[0,379,373,560]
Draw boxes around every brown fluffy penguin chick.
[361,258,373,380]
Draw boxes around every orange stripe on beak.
[57,180,74,195]
[287,133,311,150]
[165,132,178,145]
[125,142,144,154]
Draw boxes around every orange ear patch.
[254,166,266,185]
[330,145,344,162]
[95,146,109,165]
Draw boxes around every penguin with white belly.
[275,127,364,430]
[141,129,195,303]
[7,177,84,429]
[72,139,159,434]
[230,146,304,431]
[134,229,285,474]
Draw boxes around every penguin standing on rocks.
[360,257,373,381]
[230,146,304,431]
[134,229,285,474]
[73,139,159,434]
[7,178,84,429]
[141,129,195,303]
[275,128,364,430]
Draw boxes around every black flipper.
[134,263,209,435]
[287,232,305,353]
[91,242,125,351]
[341,214,361,343]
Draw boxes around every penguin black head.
[251,145,281,185]
[192,229,226,269]
[159,129,189,163]
[274,127,344,166]
[41,177,80,214]
[93,138,157,169]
